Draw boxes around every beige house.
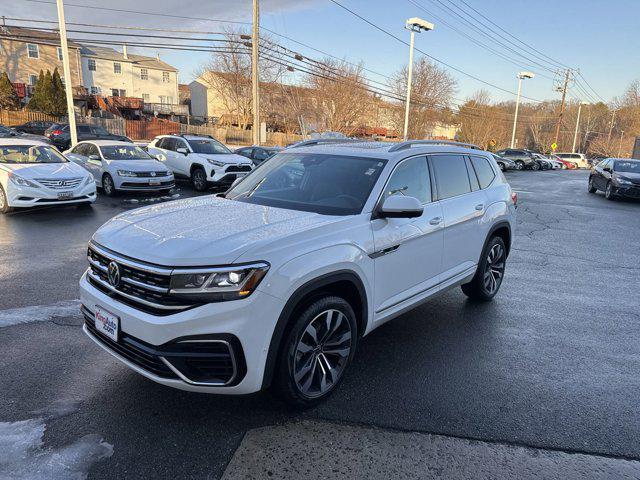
[0,25,83,91]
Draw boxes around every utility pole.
[572,102,588,153]
[553,69,571,148]
[252,0,260,145]
[55,0,77,146]
[607,109,616,141]
[617,130,625,157]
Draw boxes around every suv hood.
[92,196,341,266]
[0,161,89,179]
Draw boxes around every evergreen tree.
[0,72,20,109]
[27,70,46,111]
[50,68,67,115]
[42,70,54,114]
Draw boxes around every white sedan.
[0,139,96,214]
[65,141,175,196]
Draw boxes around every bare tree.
[456,90,510,149]
[389,58,457,138]
[304,58,371,135]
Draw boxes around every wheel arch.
[261,269,368,390]
[486,221,512,258]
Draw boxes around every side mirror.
[378,195,424,219]
[229,177,243,189]
[176,147,188,155]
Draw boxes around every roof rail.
[286,138,362,149]
[387,140,481,152]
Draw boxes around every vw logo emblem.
[150,172,156,177]
[107,261,121,287]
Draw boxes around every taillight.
[511,191,518,206]
[51,129,62,136]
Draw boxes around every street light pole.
[252,0,260,145]
[402,17,433,141]
[55,0,77,147]
[572,101,588,153]
[510,72,534,149]
[617,130,625,157]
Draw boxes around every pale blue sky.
[6,0,638,105]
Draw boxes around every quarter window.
[430,154,472,200]
[385,156,431,204]
[27,44,39,58]
[470,156,496,189]
[88,59,96,71]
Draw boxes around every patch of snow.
[0,300,81,328]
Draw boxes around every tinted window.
[466,157,480,191]
[100,145,151,160]
[91,126,109,135]
[254,148,270,161]
[85,144,100,157]
[385,156,431,204]
[162,138,177,151]
[430,155,472,200]
[187,138,231,154]
[614,160,640,173]
[226,153,386,216]
[470,156,496,189]
[72,143,88,155]
[78,126,91,133]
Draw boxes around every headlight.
[82,175,94,187]
[207,159,225,167]
[8,172,39,188]
[117,170,138,177]
[614,176,632,185]
[169,263,269,302]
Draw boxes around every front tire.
[498,162,506,172]
[605,181,616,201]
[531,162,541,171]
[515,160,524,170]
[0,185,13,214]
[271,296,358,408]
[588,176,597,193]
[462,236,507,302]
[191,167,208,192]
[102,174,118,197]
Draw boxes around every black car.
[46,124,132,150]
[14,120,57,136]
[235,145,282,166]
[0,124,51,143]
[495,149,539,170]
[589,158,640,200]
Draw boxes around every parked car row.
[495,148,582,171]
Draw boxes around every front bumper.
[6,182,96,208]
[79,272,285,394]
[612,184,640,199]
[208,168,251,185]
[113,175,176,191]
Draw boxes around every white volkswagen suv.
[147,134,253,191]
[80,140,517,407]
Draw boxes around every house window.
[27,44,39,59]
[142,93,150,102]
[90,86,100,95]
[113,62,121,74]
[162,71,170,83]
[57,47,63,61]
[111,89,126,97]
[140,69,148,80]
[159,96,173,104]
[29,74,38,86]
[88,59,96,71]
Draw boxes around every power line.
[327,0,544,102]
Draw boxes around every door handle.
[429,216,442,225]
[475,204,485,211]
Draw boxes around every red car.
[550,154,577,169]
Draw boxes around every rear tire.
[531,162,541,171]
[588,176,597,193]
[462,236,507,302]
[102,174,118,197]
[498,162,506,172]
[0,185,13,214]
[191,167,208,192]
[515,160,524,170]
[271,296,358,408]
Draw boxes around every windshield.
[187,138,231,154]
[225,152,387,216]
[100,145,152,160]
[614,160,640,174]
[0,145,68,164]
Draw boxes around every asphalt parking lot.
[1,169,640,479]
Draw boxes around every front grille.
[131,171,171,178]
[225,165,252,173]
[120,180,174,188]
[36,177,83,189]
[87,243,198,316]
[83,308,176,378]
[82,306,244,386]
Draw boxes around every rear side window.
[470,156,496,189]
[78,126,91,133]
[385,156,431,204]
[163,138,177,151]
[430,155,472,200]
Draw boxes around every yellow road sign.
[551,142,558,151]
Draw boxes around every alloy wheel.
[103,176,114,195]
[192,170,206,191]
[484,243,505,294]
[293,309,352,398]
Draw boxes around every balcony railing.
[142,103,189,116]
[109,96,143,110]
